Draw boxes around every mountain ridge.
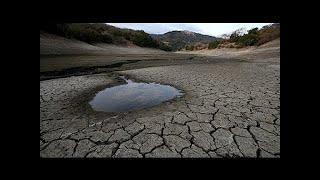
[150,30,220,51]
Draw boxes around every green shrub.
[230,32,240,42]
[64,26,113,44]
[158,42,173,51]
[185,45,195,51]
[237,33,258,46]
[208,41,220,49]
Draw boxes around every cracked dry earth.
[40,60,280,158]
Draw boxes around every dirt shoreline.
[40,56,250,81]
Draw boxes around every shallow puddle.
[89,76,184,112]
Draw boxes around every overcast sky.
[106,23,272,37]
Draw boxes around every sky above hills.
[106,23,271,37]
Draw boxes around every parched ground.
[40,33,280,158]
[40,59,280,158]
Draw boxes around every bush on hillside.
[65,25,113,44]
[237,34,258,46]
[208,41,220,49]
[131,31,158,48]
[194,43,208,50]
[185,45,194,51]
[158,42,173,51]
[256,23,280,46]
[229,27,259,46]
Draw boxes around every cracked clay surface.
[40,61,280,158]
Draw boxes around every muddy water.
[89,77,183,112]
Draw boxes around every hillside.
[40,31,167,55]
[207,23,280,49]
[176,38,280,62]
[151,31,219,51]
[40,23,173,52]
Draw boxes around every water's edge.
[89,76,184,112]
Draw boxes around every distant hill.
[40,23,173,51]
[150,31,220,51]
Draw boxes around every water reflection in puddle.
[89,76,184,112]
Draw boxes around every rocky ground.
[40,58,280,158]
